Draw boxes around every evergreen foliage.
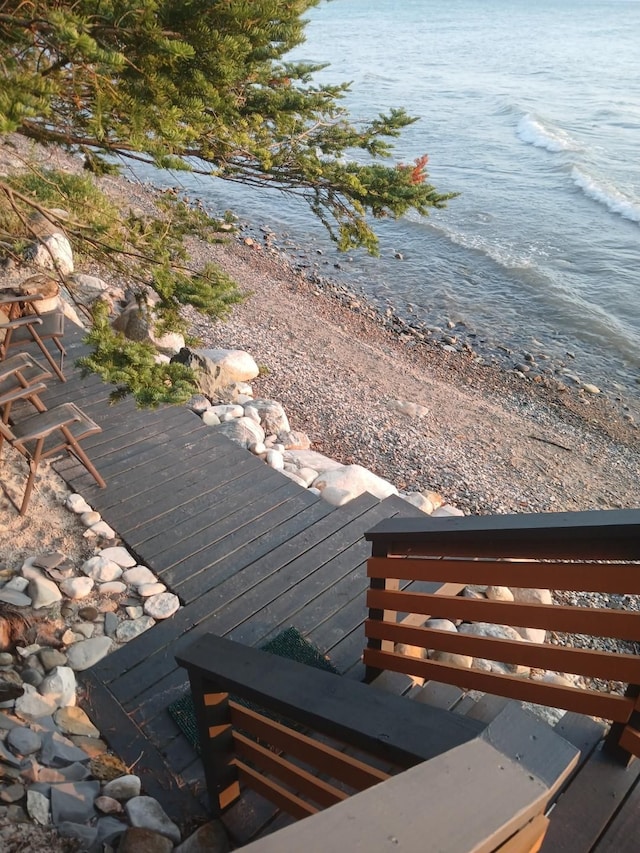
[0,0,455,253]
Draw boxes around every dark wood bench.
[177,633,579,851]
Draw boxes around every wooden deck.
[14,324,640,850]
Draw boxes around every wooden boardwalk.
[14,324,640,851]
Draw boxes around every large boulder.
[313,464,398,502]
[65,273,126,316]
[25,232,74,276]
[214,417,265,449]
[172,347,259,397]
[245,399,290,435]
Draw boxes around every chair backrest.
[363,509,640,761]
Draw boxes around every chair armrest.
[0,292,43,305]
[0,354,39,383]
[0,315,44,330]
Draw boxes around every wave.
[425,220,544,271]
[572,168,640,223]
[516,114,578,153]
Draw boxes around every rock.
[510,588,553,606]
[39,649,67,671]
[103,774,142,801]
[429,650,473,668]
[95,795,123,814]
[265,449,285,470]
[202,410,221,426]
[137,583,167,598]
[0,782,25,803]
[80,556,122,583]
[401,493,434,514]
[171,347,259,397]
[20,668,43,688]
[99,581,128,595]
[66,494,92,513]
[86,521,116,539]
[66,272,121,313]
[175,820,230,853]
[40,731,91,767]
[54,706,100,738]
[6,726,42,756]
[246,399,290,435]
[210,403,244,419]
[126,796,181,844]
[26,788,50,824]
[214,416,265,449]
[458,622,529,675]
[60,577,94,600]
[56,821,99,847]
[66,637,113,671]
[25,232,74,276]
[70,735,108,758]
[115,616,155,642]
[284,449,344,473]
[39,666,76,708]
[319,486,353,506]
[98,546,137,568]
[582,383,600,394]
[112,297,185,354]
[514,626,547,644]
[431,504,465,517]
[28,575,62,609]
[313,464,398,501]
[50,780,100,824]
[78,606,99,622]
[104,612,119,637]
[0,588,31,607]
[143,593,180,620]
[119,826,174,853]
[80,511,102,527]
[485,586,514,602]
[0,679,24,703]
[277,430,311,451]
[14,684,58,718]
[387,399,429,418]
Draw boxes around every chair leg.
[29,327,66,382]
[20,438,44,515]
[60,426,106,489]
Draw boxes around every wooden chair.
[0,382,105,514]
[0,353,52,419]
[0,292,66,382]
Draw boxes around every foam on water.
[516,114,579,153]
[571,168,640,224]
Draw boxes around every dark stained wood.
[368,556,640,595]
[593,774,640,853]
[176,634,484,766]
[365,510,640,560]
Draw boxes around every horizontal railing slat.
[367,557,640,595]
[366,589,640,641]
[364,620,640,683]
[233,732,350,809]
[363,649,635,722]
[230,702,390,791]
[234,759,318,820]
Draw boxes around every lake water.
[136,0,640,403]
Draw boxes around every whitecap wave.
[572,168,640,223]
[428,222,543,270]
[516,114,578,152]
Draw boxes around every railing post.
[187,671,239,814]
[604,684,640,765]
[364,538,399,683]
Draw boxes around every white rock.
[284,450,344,474]
[429,650,473,668]
[431,504,465,517]
[80,556,122,583]
[248,441,267,455]
[28,575,62,609]
[582,383,600,394]
[138,583,167,597]
[27,788,51,825]
[515,626,547,644]
[248,399,290,435]
[15,684,59,718]
[402,493,434,515]
[485,586,514,602]
[27,232,74,276]
[244,405,261,424]
[38,666,76,708]
[60,577,94,600]
[510,588,553,606]
[85,521,116,539]
[143,593,180,620]
[0,588,31,607]
[80,511,101,527]
[210,404,244,419]
[265,449,284,470]
[99,581,127,595]
[319,486,353,506]
[458,622,529,675]
[66,494,92,514]
[313,464,397,501]
[280,470,310,488]
[103,774,142,801]
[98,547,136,568]
[115,616,155,642]
[123,566,157,588]
[201,410,221,426]
[3,576,29,593]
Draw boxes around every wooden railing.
[364,508,640,761]
[177,634,579,852]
